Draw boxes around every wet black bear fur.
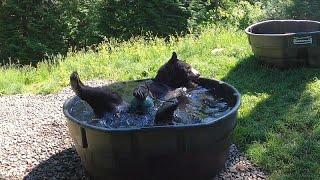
[70,71,128,118]
[155,52,200,89]
[70,52,200,120]
[134,52,200,124]
[133,52,200,101]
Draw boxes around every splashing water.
[69,86,232,129]
[173,86,231,124]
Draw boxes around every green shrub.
[187,0,217,29]
[60,0,101,50]
[226,1,265,29]
[0,0,67,65]
[187,0,266,30]
[263,0,320,20]
[98,0,190,39]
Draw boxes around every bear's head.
[154,52,200,88]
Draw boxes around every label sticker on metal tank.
[293,36,313,45]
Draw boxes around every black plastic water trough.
[245,20,320,67]
[63,78,241,180]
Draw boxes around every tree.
[0,0,66,65]
[98,0,190,39]
[60,0,101,51]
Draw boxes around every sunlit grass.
[0,26,246,95]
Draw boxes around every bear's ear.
[70,71,79,81]
[169,52,178,63]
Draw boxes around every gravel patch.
[0,81,267,180]
[212,144,267,180]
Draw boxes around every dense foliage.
[98,0,190,39]
[0,0,194,64]
[60,0,101,51]
[0,0,67,64]
[1,0,320,64]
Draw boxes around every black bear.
[133,52,200,101]
[70,71,129,118]
[133,52,200,124]
[154,101,179,125]
[70,52,200,123]
[155,52,200,89]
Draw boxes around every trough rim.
[245,19,320,37]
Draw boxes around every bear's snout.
[190,67,200,79]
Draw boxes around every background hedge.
[1,0,319,65]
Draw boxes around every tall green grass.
[1,25,320,179]
[0,26,247,95]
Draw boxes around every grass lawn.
[1,25,320,179]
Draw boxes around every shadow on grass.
[23,148,89,180]
[222,56,320,178]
